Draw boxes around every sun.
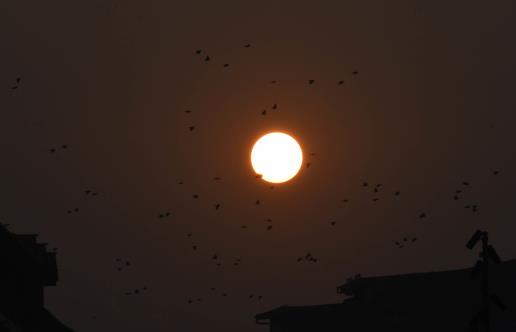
[251,132,303,183]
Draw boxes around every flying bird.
[261,110,267,116]
[215,203,221,210]
[223,63,229,68]
[419,213,426,219]
[188,126,195,131]
[195,49,201,54]
[204,56,210,61]
[308,79,315,85]
[272,103,277,110]
[244,43,251,48]
[337,80,344,85]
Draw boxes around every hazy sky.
[2,0,516,331]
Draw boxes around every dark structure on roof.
[0,224,74,332]
[256,260,516,331]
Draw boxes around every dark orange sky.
[2,0,516,331]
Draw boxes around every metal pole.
[482,232,490,332]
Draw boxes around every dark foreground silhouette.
[256,231,516,332]
[0,224,73,332]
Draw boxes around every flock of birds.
[7,40,504,312]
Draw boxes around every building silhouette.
[256,260,516,331]
[0,224,73,331]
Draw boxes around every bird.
[16,77,21,83]
[308,79,315,85]
[261,110,267,116]
[255,199,260,205]
[215,203,221,210]
[73,208,79,212]
[394,191,400,196]
[204,56,210,61]
[297,257,303,262]
[419,213,426,219]
[187,233,192,237]
[184,110,191,113]
[244,43,251,48]
[265,218,272,223]
[330,221,336,226]
[195,49,201,54]
[193,194,199,199]
[241,225,247,229]
[85,190,91,195]
[372,198,379,202]
[192,245,197,250]
[403,237,407,242]
[49,148,56,153]
[412,237,417,242]
[362,182,368,187]
[338,80,344,85]
[223,63,229,68]
[272,103,277,110]
[310,152,316,156]
[212,255,218,260]
[213,176,221,181]
[62,144,68,149]
[493,170,499,175]
[266,225,272,231]
[342,199,349,203]
[188,126,195,131]
[374,188,379,193]
[269,185,275,190]
[352,71,359,75]
[462,181,470,186]
[177,181,184,185]
[255,174,262,179]
[453,195,459,200]
[306,163,311,168]
[270,80,277,84]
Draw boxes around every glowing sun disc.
[251,132,303,183]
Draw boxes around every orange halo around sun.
[251,132,303,183]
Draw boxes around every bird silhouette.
[463,181,470,186]
[363,182,368,187]
[330,221,336,226]
[337,80,344,85]
[244,43,251,48]
[213,176,221,181]
[419,213,426,219]
[394,191,400,196]
[261,110,267,116]
[188,126,195,131]
[255,199,260,205]
[306,163,311,168]
[308,79,315,85]
[49,148,56,153]
[493,170,499,175]
[204,56,210,61]
[195,49,201,54]
[193,194,199,199]
[184,110,191,113]
[223,63,229,68]
[272,103,277,110]
[352,71,359,75]
[266,225,272,231]
[270,80,277,84]
[215,203,221,210]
